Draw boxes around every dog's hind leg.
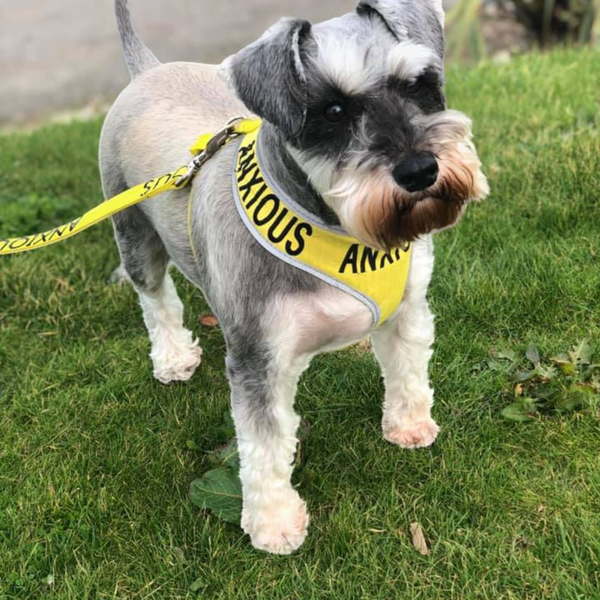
[226,336,310,555]
[371,236,439,449]
[112,206,202,384]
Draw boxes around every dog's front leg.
[371,237,439,449]
[226,343,310,555]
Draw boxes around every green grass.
[1,48,599,599]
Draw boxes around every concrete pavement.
[0,0,455,127]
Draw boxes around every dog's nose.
[393,153,439,192]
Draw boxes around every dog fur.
[100,0,488,554]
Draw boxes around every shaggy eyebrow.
[387,41,437,82]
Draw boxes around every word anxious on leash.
[0,166,189,256]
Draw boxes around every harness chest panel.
[232,128,413,326]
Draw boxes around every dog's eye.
[323,103,346,123]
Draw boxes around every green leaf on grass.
[513,369,537,383]
[555,395,584,413]
[569,340,592,367]
[190,469,242,525]
[526,343,541,367]
[208,438,239,470]
[555,385,594,412]
[497,349,517,362]
[551,354,576,376]
[535,364,557,381]
[528,385,555,401]
[190,577,207,593]
[501,399,539,422]
[487,359,504,371]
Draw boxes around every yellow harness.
[0,118,412,326]
[233,128,412,326]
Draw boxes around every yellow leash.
[0,117,261,256]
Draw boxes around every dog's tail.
[115,0,161,79]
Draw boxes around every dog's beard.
[325,110,489,250]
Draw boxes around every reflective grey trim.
[231,156,380,325]
[256,129,346,235]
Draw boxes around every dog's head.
[221,0,489,250]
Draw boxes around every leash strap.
[0,117,261,256]
[0,168,188,256]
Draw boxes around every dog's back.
[100,61,244,191]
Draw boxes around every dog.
[100,0,489,554]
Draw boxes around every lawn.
[1,48,599,599]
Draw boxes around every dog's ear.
[356,0,444,57]
[220,18,312,138]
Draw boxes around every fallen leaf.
[172,547,185,563]
[501,400,538,422]
[535,364,557,382]
[208,438,239,469]
[514,383,524,396]
[496,349,517,362]
[526,343,541,367]
[555,385,594,412]
[200,314,219,327]
[569,339,592,367]
[487,359,504,371]
[410,522,429,555]
[550,353,575,377]
[189,468,242,524]
[190,577,207,593]
[512,369,536,383]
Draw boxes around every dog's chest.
[265,287,375,356]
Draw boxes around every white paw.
[383,416,440,449]
[152,339,202,384]
[242,491,309,555]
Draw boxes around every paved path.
[0,0,454,126]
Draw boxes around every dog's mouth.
[327,149,488,251]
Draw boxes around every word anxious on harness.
[237,141,312,257]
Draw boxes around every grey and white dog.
[101,0,488,554]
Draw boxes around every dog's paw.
[383,416,440,449]
[152,339,202,384]
[242,492,309,555]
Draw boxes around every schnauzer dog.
[101,0,488,554]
